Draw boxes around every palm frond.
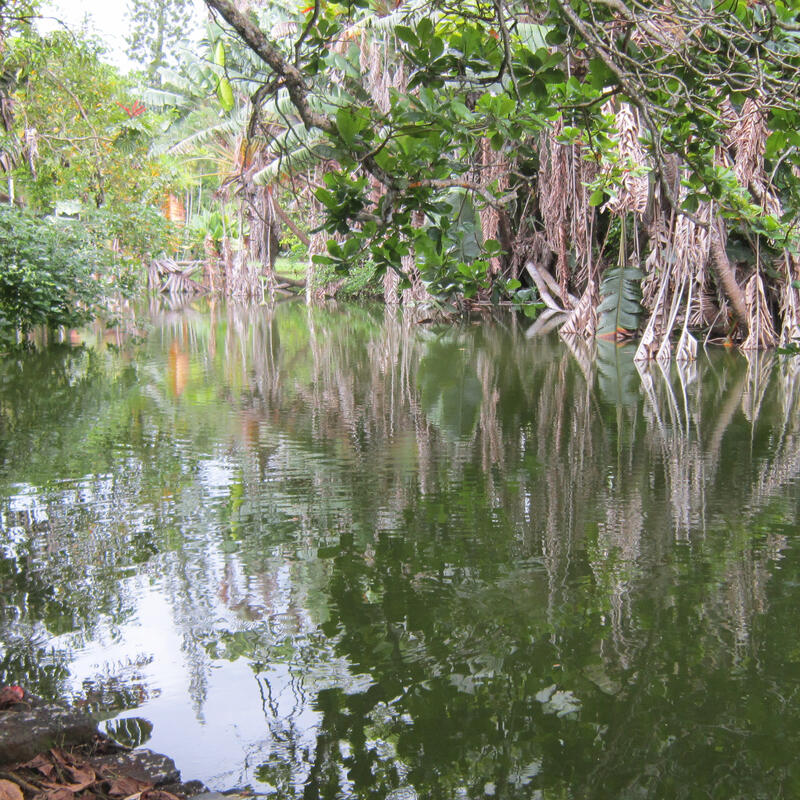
[163,109,250,156]
[357,0,431,33]
[515,23,550,51]
[254,137,327,185]
[141,86,192,110]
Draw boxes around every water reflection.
[1,301,800,797]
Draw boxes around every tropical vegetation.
[3,0,800,355]
[196,0,800,357]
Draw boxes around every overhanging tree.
[201,0,800,354]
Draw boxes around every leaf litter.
[1,748,182,800]
[0,684,188,800]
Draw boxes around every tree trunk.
[709,218,748,326]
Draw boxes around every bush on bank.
[0,206,103,339]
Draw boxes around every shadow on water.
[2,301,800,797]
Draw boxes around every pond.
[2,300,800,798]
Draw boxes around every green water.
[2,301,800,798]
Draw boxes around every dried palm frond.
[741,271,778,350]
[635,258,672,362]
[538,122,570,292]
[560,278,597,338]
[478,137,508,275]
[640,207,676,357]
[571,146,598,289]
[383,266,400,305]
[361,36,390,113]
[655,274,688,364]
[675,275,698,362]
[730,97,766,186]
[673,194,711,283]
[718,97,739,130]
[23,127,38,177]
[779,255,800,347]
[270,20,299,38]
[604,103,648,216]
[641,213,671,310]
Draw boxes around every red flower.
[117,100,146,118]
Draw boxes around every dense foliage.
[0,207,102,336]
[4,0,800,351]
[0,9,184,341]
[6,29,171,214]
[201,0,800,352]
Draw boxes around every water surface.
[2,301,800,798]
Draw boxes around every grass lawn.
[274,257,307,280]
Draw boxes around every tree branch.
[709,217,748,325]
[294,0,320,67]
[204,0,334,136]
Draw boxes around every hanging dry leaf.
[0,779,24,800]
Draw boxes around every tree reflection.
[1,303,800,796]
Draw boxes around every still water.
[2,301,800,798]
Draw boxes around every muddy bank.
[0,687,206,800]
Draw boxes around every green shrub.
[281,231,308,261]
[0,206,103,337]
[83,203,177,262]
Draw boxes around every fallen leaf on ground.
[48,750,71,768]
[64,766,95,792]
[23,753,56,778]
[0,780,24,800]
[141,791,181,800]
[41,788,74,800]
[107,776,151,798]
[0,686,25,709]
[40,768,96,794]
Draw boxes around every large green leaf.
[597,266,643,337]
[216,76,234,112]
[336,106,368,147]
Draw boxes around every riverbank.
[0,687,208,800]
